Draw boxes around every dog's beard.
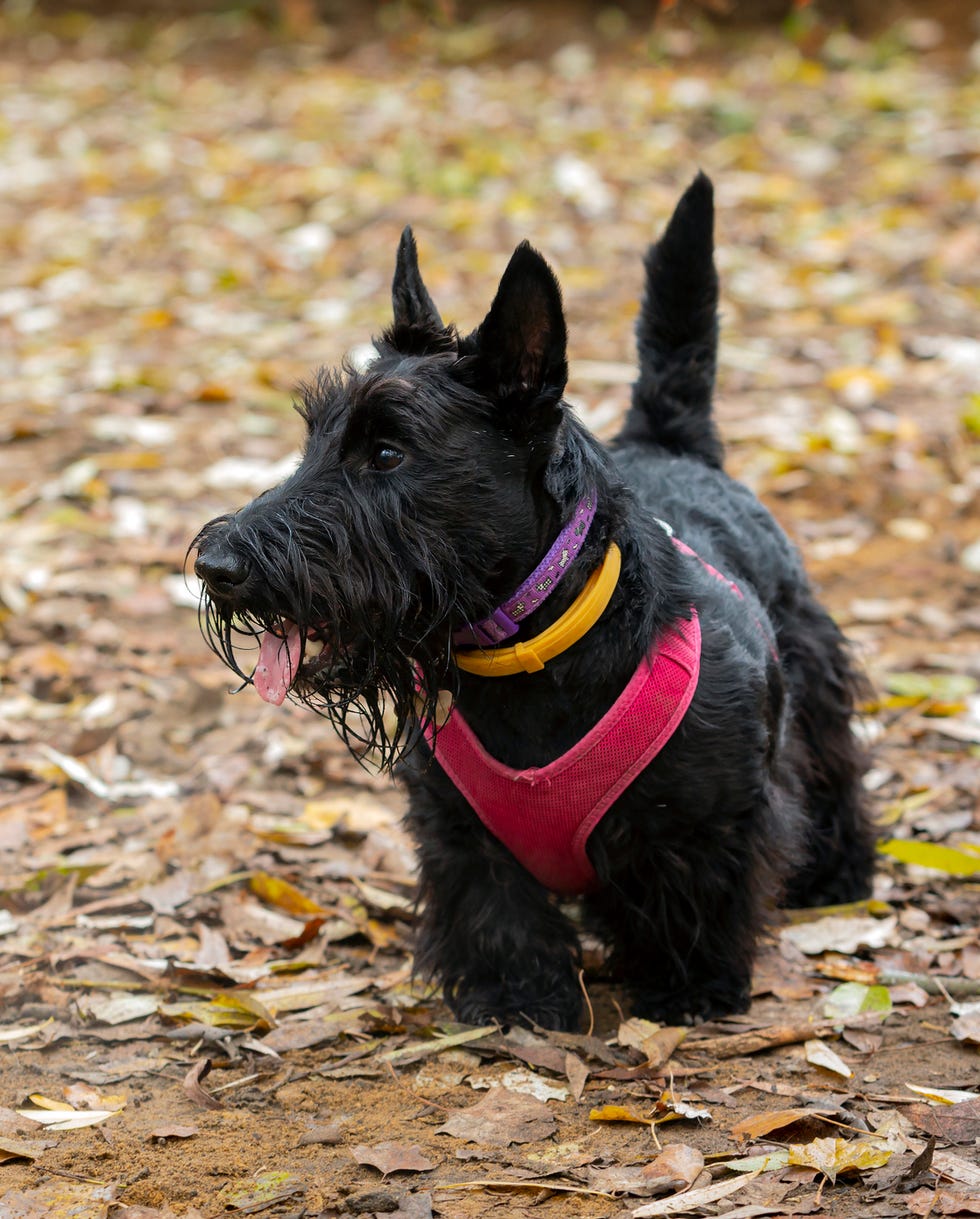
[194,540,459,770]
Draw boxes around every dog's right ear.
[384,228,456,355]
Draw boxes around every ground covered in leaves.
[1,7,979,1218]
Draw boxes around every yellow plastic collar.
[453,544,622,677]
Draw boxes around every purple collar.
[453,492,598,648]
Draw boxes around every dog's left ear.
[467,242,568,417]
[384,228,456,355]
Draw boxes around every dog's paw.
[785,869,873,910]
[631,982,750,1026]
[453,986,583,1033]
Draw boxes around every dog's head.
[192,230,577,765]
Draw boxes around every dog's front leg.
[405,778,583,1031]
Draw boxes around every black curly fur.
[193,175,876,1030]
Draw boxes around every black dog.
[193,174,875,1030]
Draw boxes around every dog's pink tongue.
[254,624,302,706]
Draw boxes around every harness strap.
[430,613,701,893]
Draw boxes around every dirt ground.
[1,6,979,1218]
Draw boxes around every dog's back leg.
[777,591,877,907]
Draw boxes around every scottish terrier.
[193,174,875,1030]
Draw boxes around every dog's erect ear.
[392,227,444,332]
[467,242,568,411]
[383,228,456,355]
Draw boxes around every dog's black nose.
[194,544,251,593]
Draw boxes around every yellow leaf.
[878,840,980,877]
[824,366,892,399]
[962,394,980,437]
[365,919,400,950]
[721,1149,790,1173]
[833,294,917,327]
[92,450,163,470]
[159,1001,258,1029]
[905,1084,980,1105]
[210,992,275,1027]
[589,1105,650,1124]
[196,383,233,402]
[138,309,174,329]
[250,871,327,916]
[787,1137,891,1183]
[27,1095,74,1111]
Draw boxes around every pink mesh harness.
[428,612,701,895]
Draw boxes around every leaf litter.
[0,4,978,1217]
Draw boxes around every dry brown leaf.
[731,1107,839,1143]
[182,1059,224,1111]
[907,1187,980,1215]
[436,1087,557,1146]
[565,1051,589,1102]
[295,1122,345,1147]
[351,1142,437,1176]
[907,1098,980,1144]
[642,1143,704,1190]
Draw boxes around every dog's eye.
[369,444,404,472]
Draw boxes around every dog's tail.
[617,172,724,468]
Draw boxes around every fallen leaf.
[822,982,893,1020]
[149,1125,199,1141]
[907,1186,980,1215]
[383,1024,497,1064]
[884,672,976,701]
[589,1104,651,1124]
[17,1107,122,1131]
[183,1059,224,1111]
[616,1018,686,1066]
[950,1008,980,1045]
[0,1134,57,1163]
[565,1051,589,1102]
[469,1068,568,1102]
[654,1091,711,1123]
[80,992,160,1026]
[436,1087,557,1146]
[720,1150,791,1173]
[0,1181,117,1217]
[351,1142,436,1176]
[781,915,897,956]
[931,1150,980,1189]
[643,1143,704,1190]
[295,1122,344,1147]
[631,1169,761,1216]
[805,1039,853,1078]
[786,1137,892,1183]
[905,1085,980,1105]
[731,1107,839,1143]
[249,870,328,916]
[215,1170,304,1211]
[907,1098,980,1144]
[0,1020,53,1044]
[878,840,980,876]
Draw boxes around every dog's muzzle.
[194,536,251,600]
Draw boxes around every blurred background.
[1,3,979,1209]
